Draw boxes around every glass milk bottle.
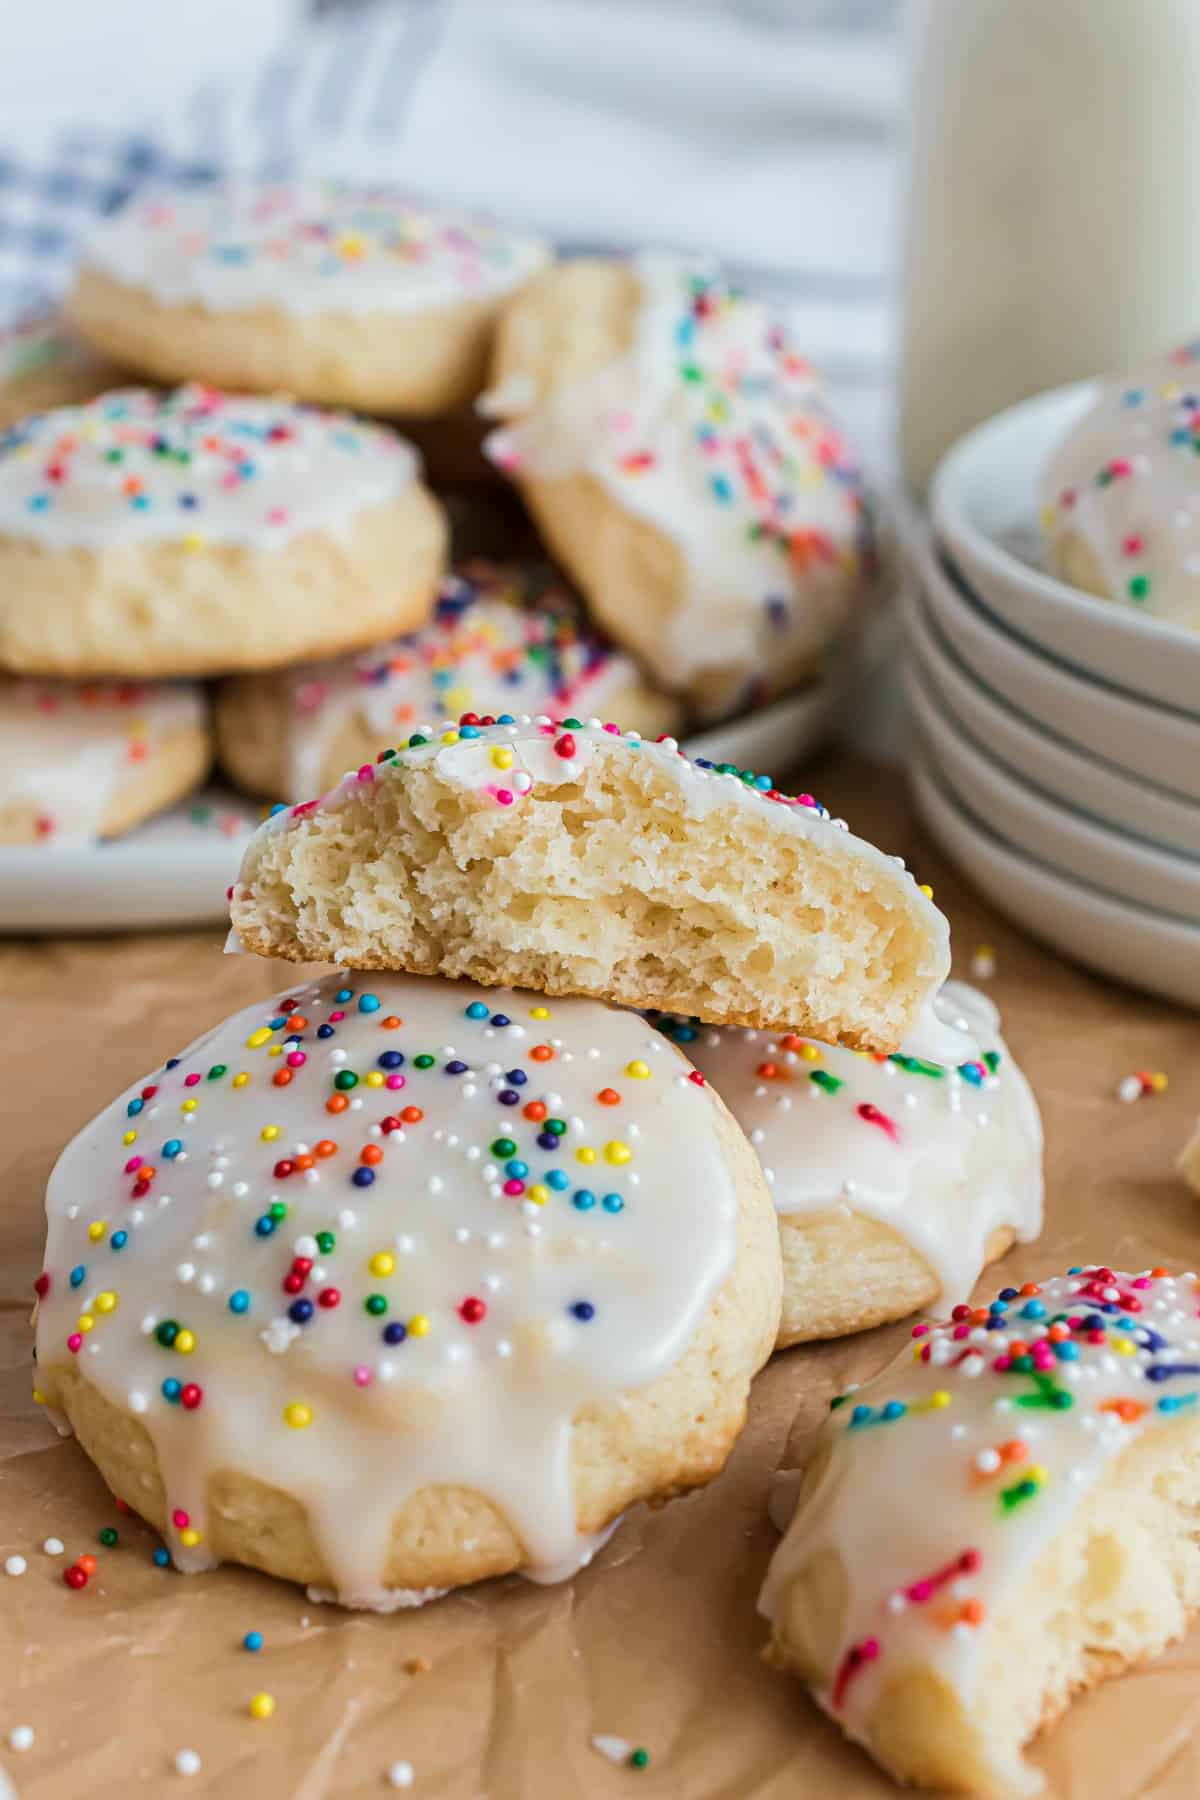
[899,0,1200,496]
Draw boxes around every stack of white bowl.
[903,382,1200,1009]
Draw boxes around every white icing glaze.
[271,570,653,804]
[1040,341,1200,631]
[659,982,1042,1309]
[0,676,205,845]
[760,1266,1200,1786]
[0,386,416,551]
[900,989,982,1068]
[244,717,949,988]
[485,253,876,715]
[36,973,739,1606]
[81,181,550,318]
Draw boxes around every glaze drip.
[37,974,739,1606]
[657,982,1043,1308]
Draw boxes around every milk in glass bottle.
[899,0,1200,496]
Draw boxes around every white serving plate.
[912,534,1200,804]
[911,753,1200,1010]
[930,381,1200,717]
[0,678,846,935]
[0,789,261,935]
[683,671,843,770]
[907,658,1200,922]
[901,574,1200,858]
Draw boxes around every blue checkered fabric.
[0,1,444,327]
[0,0,899,461]
[0,131,224,320]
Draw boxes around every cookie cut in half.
[761,1264,1200,1796]
[35,973,780,1606]
[229,716,950,1051]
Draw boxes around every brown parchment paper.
[2,752,1198,1800]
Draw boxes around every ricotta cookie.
[1040,341,1200,632]
[34,973,780,1605]
[485,255,879,720]
[229,716,949,1052]
[0,386,446,678]
[656,982,1043,1348]
[0,676,209,844]
[0,313,123,430]
[216,561,681,802]
[68,181,552,415]
[762,1265,1200,1796]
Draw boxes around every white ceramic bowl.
[911,754,1200,1009]
[913,536,1200,804]
[930,382,1200,717]
[907,658,1200,921]
[901,574,1200,858]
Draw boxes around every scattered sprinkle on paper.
[6,1727,33,1753]
[1117,1070,1169,1102]
[592,1737,634,1765]
[592,1736,652,1768]
[3,1556,25,1578]
[969,944,996,980]
[387,1762,415,1789]
[173,1748,201,1777]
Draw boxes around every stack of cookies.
[26,186,1200,1800]
[41,741,1200,1793]
[0,179,879,846]
[39,726,958,1607]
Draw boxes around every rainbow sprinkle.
[0,385,411,547]
[86,181,547,307]
[774,1266,1200,1726]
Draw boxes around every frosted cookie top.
[0,676,205,845]
[263,562,657,802]
[35,972,739,1604]
[1040,341,1200,631]
[245,709,893,870]
[761,1265,1200,1735]
[0,386,416,551]
[487,253,878,710]
[657,983,1043,1307]
[239,709,949,957]
[81,181,551,318]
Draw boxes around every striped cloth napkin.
[0,0,902,459]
